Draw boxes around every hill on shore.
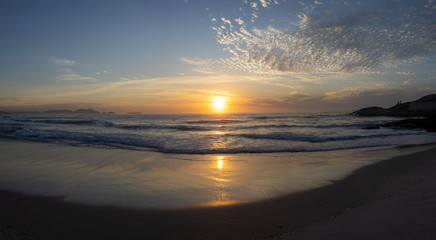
[352,94,436,117]
[352,94,436,132]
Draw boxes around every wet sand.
[0,140,435,239]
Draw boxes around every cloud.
[402,80,415,85]
[396,71,415,75]
[180,57,213,66]
[53,58,76,66]
[247,91,329,111]
[248,87,435,112]
[243,0,279,22]
[95,70,107,75]
[259,0,278,8]
[250,2,258,9]
[56,68,96,82]
[283,91,313,101]
[324,87,365,100]
[235,18,244,25]
[323,82,399,101]
[221,17,233,28]
[189,0,435,76]
[57,73,96,82]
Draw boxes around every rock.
[380,117,436,132]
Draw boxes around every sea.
[0,112,435,208]
[0,112,434,154]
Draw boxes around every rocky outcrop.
[352,94,436,117]
[364,117,436,132]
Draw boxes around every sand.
[0,139,436,239]
[280,146,436,240]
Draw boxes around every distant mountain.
[74,108,100,114]
[43,108,99,114]
[43,109,74,114]
[352,94,436,117]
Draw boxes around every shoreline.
[2,137,423,210]
[0,140,435,239]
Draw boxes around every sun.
[212,97,226,111]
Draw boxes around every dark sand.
[1,144,436,239]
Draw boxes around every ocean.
[0,112,435,208]
[0,112,434,153]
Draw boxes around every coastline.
[0,139,435,239]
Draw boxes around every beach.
[2,0,435,238]
[281,147,436,240]
[1,138,436,239]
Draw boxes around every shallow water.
[0,139,432,209]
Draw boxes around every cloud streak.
[56,68,97,82]
[53,58,76,66]
[396,71,415,75]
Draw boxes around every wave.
[156,143,395,154]
[3,128,388,153]
[186,119,246,124]
[248,113,347,120]
[234,123,376,130]
[1,113,433,154]
[6,117,222,131]
[10,128,165,150]
[115,124,212,131]
[4,126,431,154]
[0,123,22,134]
[4,115,393,134]
[236,131,426,142]
[8,117,107,126]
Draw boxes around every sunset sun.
[212,97,226,111]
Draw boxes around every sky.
[1,0,435,113]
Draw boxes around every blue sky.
[1,0,435,113]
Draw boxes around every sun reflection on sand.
[217,156,224,170]
[208,155,236,206]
